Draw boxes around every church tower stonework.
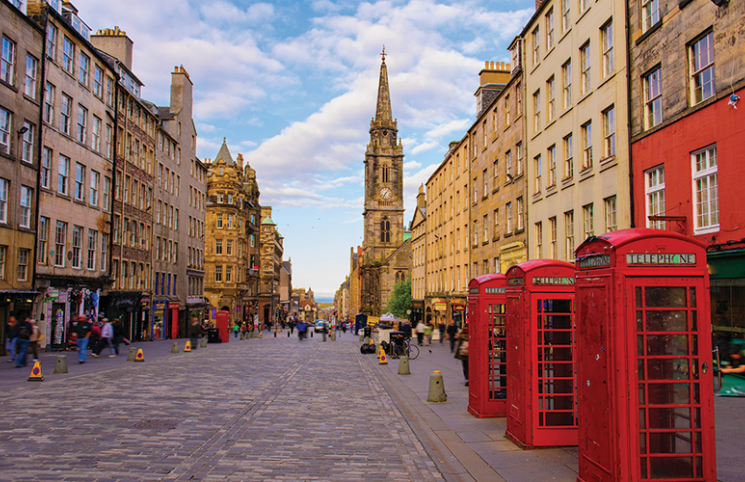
[361,51,407,316]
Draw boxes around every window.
[534,155,542,193]
[0,247,5,280]
[483,214,489,243]
[644,68,662,129]
[46,24,57,60]
[106,77,114,106]
[690,32,715,104]
[1,37,15,85]
[21,122,33,163]
[580,0,589,13]
[0,178,7,223]
[58,154,70,195]
[561,0,570,33]
[215,239,222,255]
[226,266,232,283]
[74,163,85,201]
[0,108,10,154]
[226,239,233,255]
[516,82,523,116]
[601,21,613,79]
[547,145,556,187]
[562,60,572,109]
[565,210,575,260]
[250,234,255,248]
[532,27,540,66]
[563,134,573,179]
[20,186,31,228]
[505,94,511,125]
[62,36,74,73]
[93,65,103,97]
[44,82,55,124]
[105,123,113,159]
[101,233,108,272]
[582,203,594,239]
[604,196,617,232]
[89,170,99,206]
[17,249,29,282]
[215,265,222,282]
[516,142,524,176]
[60,93,72,135]
[517,197,524,230]
[87,229,97,270]
[25,55,38,98]
[482,169,488,196]
[216,214,223,229]
[473,220,478,246]
[580,42,591,95]
[40,147,52,188]
[602,106,615,158]
[645,165,665,229]
[76,105,87,143]
[692,145,718,233]
[103,176,111,210]
[380,218,391,242]
[642,0,660,33]
[78,53,89,86]
[547,77,555,123]
[549,217,558,258]
[581,121,592,170]
[535,222,543,258]
[546,9,554,50]
[533,90,541,133]
[506,202,513,233]
[493,209,499,237]
[54,221,67,267]
[38,216,49,265]
[92,116,101,152]
[227,214,233,229]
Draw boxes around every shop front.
[152,300,167,340]
[0,290,39,356]
[38,286,102,351]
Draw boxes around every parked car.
[315,320,327,333]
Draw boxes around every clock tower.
[362,50,405,264]
[360,50,408,316]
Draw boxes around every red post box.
[216,310,230,343]
[505,260,577,449]
[575,228,716,482]
[467,274,508,418]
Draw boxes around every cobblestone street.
[0,334,443,482]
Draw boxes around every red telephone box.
[216,311,230,343]
[575,228,716,482]
[505,260,577,449]
[467,274,508,418]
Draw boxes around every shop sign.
[49,288,59,301]
[532,277,575,285]
[452,303,466,312]
[578,254,611,269]
[626,253,696,266]
[168,302,180,310]
[153,300,167,317]
[434,302,447,311]
[58,290,68,303]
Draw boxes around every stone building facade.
[0,0,44,353]
[258,206,283,326]
[521,0,631,263]
[409,186,426,324]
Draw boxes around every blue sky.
[75,0,535,298]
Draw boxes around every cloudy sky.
[74,0,535,299]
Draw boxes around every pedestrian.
[415,320,426,346]
[28,318,42,362]
[401,319,412,342]
[424,321,434,346]
[454,324,469,386]
[5,316,18,364]
[297,319,307,341]
[233,323,239,339]
[112,318,126,355]
[90,320,103,357]
[74,315,92,364]
[438,319,446,344]
[13,317,33,368]
[447,320,458,353]
[101,318,116,357]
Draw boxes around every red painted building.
[628,0,745,340]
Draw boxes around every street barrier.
[427,370,447,403]
[27,361,44,382]
[53,355,68,374]
[398,355,410,375]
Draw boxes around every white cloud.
[411,142,438,155]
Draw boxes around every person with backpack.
[74,315,92,364]
[5,316,18,364]
[13,317,33,368]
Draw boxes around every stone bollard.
[397,355,410,375]
[359,332,364,341]
[127,347,137,361]
[53,355,68,374]
[240,333,245,340]
[427,370,447,403]
[171,342,179,353]
[201,337,208,347]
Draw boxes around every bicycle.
[388,339,419,360]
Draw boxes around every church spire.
[374,46,394,127]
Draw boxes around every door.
[488,301,507,400]
[629,279,714,481]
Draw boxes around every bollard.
[201,337,208,347]
[240,333,244,340]
[134,348,145,362]
[287,330,290,338]
[184,340,191,352]
[171,342,179,353]
[359,332,364,342]
[398,355,411,375]
[427,370,447,403]
[53,355,68,374]
[127,347,137,361]
[379,351,388,365]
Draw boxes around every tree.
[386,276,412,319]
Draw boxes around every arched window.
[380,218,390,243]
[382,165,389,183]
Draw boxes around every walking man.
[75,315,92,364]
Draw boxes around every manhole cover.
[131,419,179,430]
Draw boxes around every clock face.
[380,187,392,200]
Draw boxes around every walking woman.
[454,324,469,386]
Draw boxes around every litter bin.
[207,328,221,344]
[363,325,372,340]
[389,331,404,355]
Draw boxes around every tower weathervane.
[380,45,386,62]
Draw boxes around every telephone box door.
[628,278,715,481]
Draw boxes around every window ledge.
[576,90,593,107]
[532,192,543,202]
[559,27,572,45]
[545,185,558,198]
[579,168,595,182]
[482,241,490,247]
[515,227,525,235]
[561,177,575,190]
[560,105,573,119]
[576,6,591,25]
[600,156,618,173]
[544,45,556,61]
[545,119,557,130]
[492,235,501,242]
[635,21,662,46]
[596,72,617,91]
[531,130,542,141]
